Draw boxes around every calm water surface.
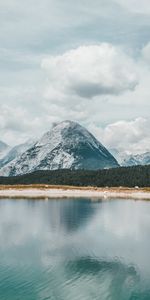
[0,198,150,300]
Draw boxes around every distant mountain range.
[0,120,149,177]
[0,140,35,170]
[120,152,150,166]
[0,121,119,176]
[110,149,150,167]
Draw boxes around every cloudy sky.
[0,0,150,153]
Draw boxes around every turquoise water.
[0,198,150,300]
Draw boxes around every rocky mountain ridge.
[0,120,119,176]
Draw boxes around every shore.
[0,185,150,200]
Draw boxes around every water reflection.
[0,199,150,300]
[66,257,140,299]
[60,198,96,232]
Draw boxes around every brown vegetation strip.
[0,184,150,193]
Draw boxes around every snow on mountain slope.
[120,152,150,166]
[0,139,35,169]
[0,120,119,176]
[109,148,150,166]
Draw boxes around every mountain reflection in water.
[0,198,150,300]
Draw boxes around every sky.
[0,0,150,154]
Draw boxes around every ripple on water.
[0,199,150,300]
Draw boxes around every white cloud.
[141,42,150,64]
[114,0,150,14]
[0,42,150,149]
[0,1,149,151]
[89,118,150,154]
[42,44,138,100]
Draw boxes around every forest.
[0,165,150,187]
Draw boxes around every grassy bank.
[0,185,150,200]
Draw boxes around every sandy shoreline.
[0,185,150,200]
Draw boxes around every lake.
[0,198,150,300]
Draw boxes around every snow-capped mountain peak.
[0,120,119,176]
[109,148,150,167]
[120,152,150,166]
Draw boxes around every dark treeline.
[0,165,150,187]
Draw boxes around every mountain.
[120,152,150,166]
[0,120,119,176]
[0,141,10,159]
[0,139,35,169]
[109,148,150,167]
